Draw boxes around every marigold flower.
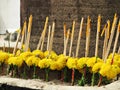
[32,50,44,59]
[66,57,78,69]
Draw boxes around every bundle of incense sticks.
[24,15,33,52]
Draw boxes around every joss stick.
[37,30,43,50]
[101,24,107,37]
[69,21,75,57]
[63,23,67,54]
[95,15,101,57]
[118,46,120,54]
[111,21,120,64]
[102,24,107,60]
[49,22,55,54]
[85,16,91,57]
[75,17,84,57]
[20,21,27,50]
[37,17,48,50]
[104,13,118,61]
[63,29,70,56]
[13,29,21,55]
[47,25,51,51]
[68,20,75,86]
[41,17,49,51]
[24,15,33,51]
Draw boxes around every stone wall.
[21,0,120,57]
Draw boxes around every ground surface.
[0,76,120,90]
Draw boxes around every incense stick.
[112,21,120,59]
[63,23,67,54]
[24,15,33,51]
[75,17,84,57]
[118,46,120,54]
[47,25,51,51]
[102,24,107,60]
[40,17,49,51]
[104,14,118,61]
[69,21,75,57]
[49,22,55,53]
[20,21,26,50]
[63,29,70,56]
[13,29,21,55]
[95,15,101,57]
[85,16,91,57]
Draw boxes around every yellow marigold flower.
[25,57,32,67]
[0,51,9,63]
[9,53,14,57]
[32,56,40,66]
[32,50,44,59]
[50,60,58,70]
[44,51,58,60]
[25,56,40,67]
[16,56,24,67]
[99,63,111,77]
[66,57,78,69]
[86,57,103,67]
[77,57,88,69]
[106,58,120,67]
[108,53,120,60]
[8,56,23,67]
[112,65,120,74]
[20,51,32,61]
[106,65,119,79]
[56,56,67,70]
[38,58,52,69]
[92,62,103,73]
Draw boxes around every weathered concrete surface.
[0,76,120,90]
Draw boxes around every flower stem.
[63,67,68,82]
[91,73,95,86]
[71,69,75,86]
[98,75,102,87]
[13,65,17,77]
[33,65,36,78]
[23,66,26,78]
[45,68,49,81]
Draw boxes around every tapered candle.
[69,21,75,57]
[85,16,91,57]
[95,15,101,57]
[24,15,33,51]
[104,13,118,61]
[76,17,84,57]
